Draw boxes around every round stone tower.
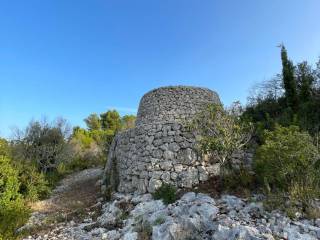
[136,86,220,126]
[102,86,221,194]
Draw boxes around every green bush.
[254,125,320,210]
[0,156,29,239]
[15,162,50,201]
[190,103,253,168]
[0,138,10,157]
[152,183,177,204]
[44,170,64,189]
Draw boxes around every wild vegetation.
[245,46,320,217]
[152,183,177,205]
[189,45,320,219]
[190,101,253,169]
[1,45,320,239]
[0,110,136,239]
[244,45,320,142]
[254,125,320,215]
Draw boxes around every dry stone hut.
[102,86,221,194]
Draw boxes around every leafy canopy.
[191,103,253,166]
[255,125,320,192]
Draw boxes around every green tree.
[191,103,253,167]
[100,110,121,132]
[296,61,314,102]
[84,113,101,131]
[12,118,71,172]
[121,115,136,130]
[316,57,320,87]
[280,45,298,111]
[0,156,29,239]
[0,138,10,157]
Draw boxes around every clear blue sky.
[1,0,320,138]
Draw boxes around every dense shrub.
[190,103,253,168]
[0,156,29,239]
[254,125,320,209]
[152,183,177,204]
[68,128,107,170]
[0,138,10,157]
[15,162,50,201]
[11,118,71,173]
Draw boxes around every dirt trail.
[31,167,103,219]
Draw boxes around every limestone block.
[151,171,163,180]
[171,172,178,180]
[174,164,184,172]
[163,151,174,161]
[168,142,180,152]
[161,172,171,182]
[137,178,148,194]
[152,149,163,158]
[148,178,162,193]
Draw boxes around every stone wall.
[136,86,220,126]
[102,86,222,194]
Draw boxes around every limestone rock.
[148,178,162,193]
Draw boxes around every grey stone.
[174,164,184,172]
[160,161,173,171]
[148,178,163,193]
[168,142,180,152]
[161,172,171,182]
[123,232,138,240]
[102,230,120,240]
[163,151,174,161]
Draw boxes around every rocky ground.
[21,168,320,240]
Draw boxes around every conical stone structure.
[102,86,221,194]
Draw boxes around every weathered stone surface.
[97,202,122,228]
[136,86,220,126]
[102,86,252,194]
[102,230,120,240]
[148,178,163,193]
[23,191,320,240]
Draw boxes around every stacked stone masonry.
[136,86,220,126]
[103,86,224,194]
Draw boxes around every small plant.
[153,216,166,225]
[57,162,67,175]
[44,213,66,224]
[152,183,177,205]
[305,205,320,219]
[262,191,287,212]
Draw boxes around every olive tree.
[190,103,253,168]
[12,118,71,172]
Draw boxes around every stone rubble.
[23,192,320,240]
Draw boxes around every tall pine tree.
[280,45,299,111]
